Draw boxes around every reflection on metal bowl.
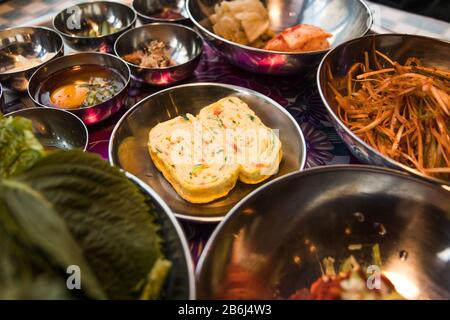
[187,0,372,75]
[0,27,64,92]
[197,166,450,300]
[5,107,88,151]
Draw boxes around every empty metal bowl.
[132,0,190,24]
[27,52,130,125]
[5,107,88,151]
[114,23,203,86]
[127,173,195,299]
[0,27,64,92]
[109,82,306,221]
[187,0,372,75]
[53,1,137,53]
[317,34,450,186]
[197,165,450,300]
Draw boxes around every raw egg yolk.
[50,84,88,109]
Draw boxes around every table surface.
[1,0,449,264]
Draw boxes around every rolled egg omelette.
[148,97,282,203]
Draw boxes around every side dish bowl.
[197,165,450,300]
[114,23,203,86]
[187,0,372,75]
[53,1,136,53]
[317,34,450,186]
[109,82,306,222]
[0,26,64,92]
[27,52,130,125]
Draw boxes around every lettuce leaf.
[0,115,44,179]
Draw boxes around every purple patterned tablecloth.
[3,43,357,264]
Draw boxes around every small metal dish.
[317,34,450,186]
[197,165,450,300]
[5,107,88,151]
[53,1,137,53]
[127,172,196,299]
[132,0,190,25]
[27,52,130,125]
[187,0,372,75]
[114,23,203,86]
[0,26,64,92]
[108,82,306,222]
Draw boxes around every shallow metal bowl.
[127,173,195,299]
[27,52,130,125]
[187,0,372,75]
[197,165,450,300]
[53,1,136,53]
[317,34,450,186]
[5,107,88,151]
[109,82,306,222]
[114,23,203,86]
[132,0,190,24]
[0,27,64,92]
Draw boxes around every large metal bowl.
[5,107,88,151]
[27,52,130,125]
[114,23,203,86]
[132,0,190,25]
[197,165,450,300]
[187,0,372,75]
[53,1,136,53]
[127,173,195,299]
[109,82,306,222]
[317,34,450,186]
[0,27,64,92]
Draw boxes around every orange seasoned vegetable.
[329,50,450,181]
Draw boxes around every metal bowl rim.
[5,106,89,152]
[125,171,196,299]
[27,51,131,112]
[196,163,450,280]
[0,26,64,76]
[132,0,190,22]
[113,22,204,71]
[316,33,450,187]
[186,0,373,56]
[108,81,307,223]
[52,0,137,40]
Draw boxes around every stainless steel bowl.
[317,34,450,186]
[109,82,306,222]
[187,0,372,75]
[132,0,190,24]
[5,107,88,151]
[127,172,195,299]
[114,23,203,86]
[0,27,64,92]
[197,165,450,300]
[28,52,130,125]
[0,83,4,114]
[53,1,137,53]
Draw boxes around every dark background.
[371,0,450,22]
